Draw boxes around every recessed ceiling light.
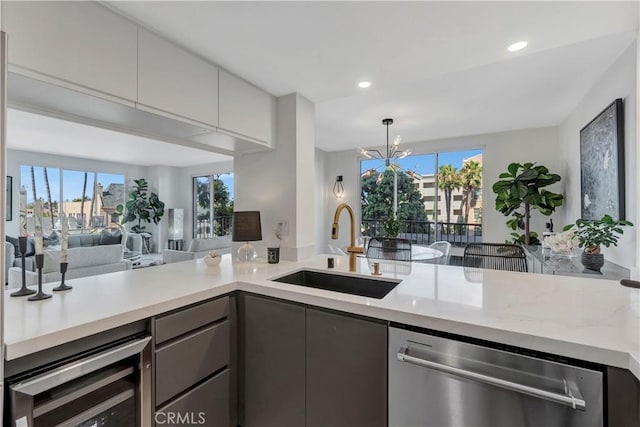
[507,41,528,52]
[358,81,371,89]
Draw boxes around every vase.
[581,251,604,272]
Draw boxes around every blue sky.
[20,166,125,202]
[361,148,482,175]
[219,173,234,201]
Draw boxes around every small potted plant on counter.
[563,215,633,272]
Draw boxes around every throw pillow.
[99,229,122,245]
[43,230,60,247]
[5,235,20,257]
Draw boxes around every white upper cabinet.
[3,1,138,102]
[219,70,276,146]
[137,29,218,128]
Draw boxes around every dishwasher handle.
[397,346,586,411]
[11,336,151,397]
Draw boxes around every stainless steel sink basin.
[272,269,401,299]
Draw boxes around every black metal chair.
[366,237,412,262]
[462,243,528,272]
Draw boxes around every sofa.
[163,236,232,264]
[5,227,142,289]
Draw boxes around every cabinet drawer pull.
[397,347,586,411]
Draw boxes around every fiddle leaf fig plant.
[115,178,165,234]
[563,215,633,255]
[492,162,563,245]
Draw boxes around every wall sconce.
[333,175,344,198]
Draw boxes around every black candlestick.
[28,254,52,301]
[53,262,72,292]
[11,236,36,297]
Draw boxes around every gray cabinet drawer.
[155,296,229,345]
[157,369,230,427]
[156,320,230,406]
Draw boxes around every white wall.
[319,126,563,252]
[235,93,316,261]
[559,41,637,270]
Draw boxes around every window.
[360,149,483,245]
[193,173,234,239]
[21,165,124,232]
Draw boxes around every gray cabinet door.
[241,295,306,427]
[306,308,387,427]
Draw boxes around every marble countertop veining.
[4,254,639,380]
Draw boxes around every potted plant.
[563,215,633,272]
[383,215,400,238]
[115,178,165,235]
[492,162,564,245]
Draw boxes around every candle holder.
[28,254,52,301]
[53,262,72,292]
[11,236,36,297]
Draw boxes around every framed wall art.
[580,98,625,220]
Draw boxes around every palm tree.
[460,160,482,223]
[43,167,55,229]
[88,173,97,227]
[29,166,37,202]
[437,164,461,230]
[80,172,88,227]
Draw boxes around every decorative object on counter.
[543,230,577,257]
[267,247,280,264]
[53,215,72,291]
[28,253,51,301]
[332,175,344,199]
[10,236,36,297]
[52,262,71,292]
[563,214,633,272]
[327,257,335,269]
[267,223,283,264]
[232,211,262,262]
[493,162,563,245]
[203,251,222,267]
[580,98,625,221]
[115,178,165,233]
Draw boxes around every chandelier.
[360,118,420,183]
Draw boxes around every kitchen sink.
[272,269,401,299]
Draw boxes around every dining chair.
[428,241,451,265]
[463,243,528,272]
[366,237,412,262]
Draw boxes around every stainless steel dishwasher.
[389,325,604,427]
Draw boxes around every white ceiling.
[7,109,232,167]
[107,1,639,152]
[10,1,639,163]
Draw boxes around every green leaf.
[507,163,520,177]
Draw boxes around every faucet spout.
[331,203,364,271]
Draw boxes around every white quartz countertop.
[4,254,640,380]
